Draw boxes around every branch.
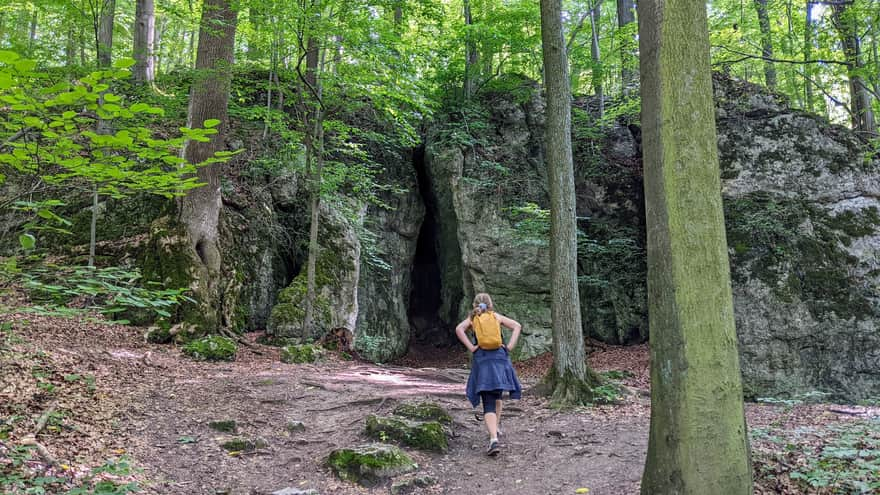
[712,45,852,66]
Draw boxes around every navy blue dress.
[465,347,523,407]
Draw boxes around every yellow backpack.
[473,311,503,350]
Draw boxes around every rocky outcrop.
[423,75,880,400]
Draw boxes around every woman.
[455,292,522,456]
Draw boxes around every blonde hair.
[470,292,494,320]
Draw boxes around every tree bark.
[540,0,596,406]
[97,0,116,68]
[616,0,637,96]
[28,7,38,57]
[177,0,238,331]
[154,16,168,76]
[754,0,777,89]
[133,0,156,83]
[463,0,479,100]
[831,4,876,135]
[804,1,814,112]
[638,0,753,492]
[301,34,324,340]
[589,1,603,116]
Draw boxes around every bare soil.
[2,306,877,495]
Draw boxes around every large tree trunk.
[832,4,876,135]
[638,0,753,492]
[177,0,238,331]
[804,1,814,112]
[589,0,603,116]
[754,0,777,90]
[616,0,637,96]
[133,0,156,83]
[97,0,115,68]
[540,0,597,406]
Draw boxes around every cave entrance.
[408,145,456,349]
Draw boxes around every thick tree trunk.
[754,0,777,90]
[177,0,238,331]
[97,0,115,68]
[133,0,156,83]
[540,0,596,406]
[637,0,753,492]
[616,0,637,96]
[589,1,603,116]
[463,0,478,99]
[832,5,876,135]
[804,1,814,112]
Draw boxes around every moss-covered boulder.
[182,335,237,361]
[364,415,447,452]
[392,402,453,426]
[267,202,362,340]
[325,444,416,487]
[390,476,438,495]
[280,344,322,364]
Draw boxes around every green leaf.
[203,119,221,128]
[113,58,136,69]
[0,50,20,63]
[129,102,151,113]
[19,233,35,250]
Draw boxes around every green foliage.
[506,202,550,247]
[1,262,194,323]
[182,335,237,362]
[0,448,139,495]
[354,333,391,363]
[280,344,322,364]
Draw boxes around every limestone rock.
[364,414,447,452]
[325,444,416,487]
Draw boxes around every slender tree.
[540,0,597,405]
[831,3,876,135]
[804,0,814,112]
[133,0,156,83]
[754,0,777,89]
[463,0,479,99]
[617,0,637,95]
[638,0,753,492]
[97,0,115,67]
[177,0,238,330]
[589,0,604,115]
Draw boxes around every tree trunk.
[301,35,324,341]
[540,0,597,406]
[589,1,603,116]
[804,1,814,112]
[97,0,116,68]
[616,0,637,96]
[637,0,753,492]
[88,184,99,267]
[463,0,478,99]
[754,0,777,90]
[133,0,156,83]
[832,4,876,135]
[28,7,38,57]
[177,0,238,331]
[154,16,168,76]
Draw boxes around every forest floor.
[2,301,879,494]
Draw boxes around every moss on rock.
[219,437,267,452]
[364,415,447,452]
[182,335,237,362]
[280,344,322,364]
[325,443,416,487]
[209,420,237,433]
[392,402,453,426]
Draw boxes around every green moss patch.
[219,437,267,452]
[208,420,237,433]
[280,344,322,364]
[325,444,416,487]
[391,475,438,495]
[392,402,453,426]
[182,335,237,362]
[364,415,447,452]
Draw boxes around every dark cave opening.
[408,145,456,348]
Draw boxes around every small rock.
[326,444,416,487]
[286,420,306,433]
[547,430,564,438]
[219,437,268,452]
[208,420,237,433]
[390,475,438,495]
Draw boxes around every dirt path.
[124,347,648,495]
[4,308,877,495]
